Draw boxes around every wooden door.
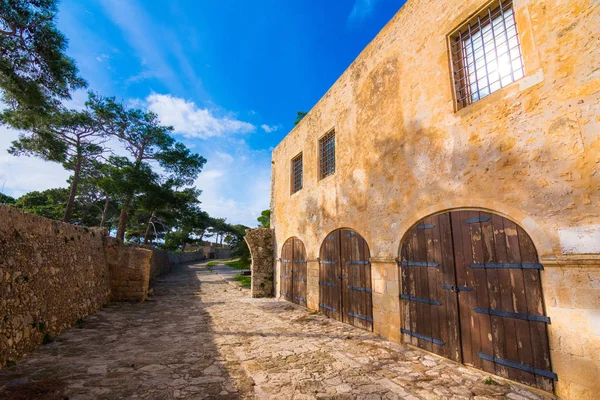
[292,238,307,306]
[341,229,373,330]
[399,213,461,361]
[280,239,293,302]
[399,210,555,392]
[319,231,342,320]
[451,210,554,392]
[319,229,372,331]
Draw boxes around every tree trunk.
[143,211,156,244]
[116,191,133,241]
[116,150,145,241]
[63,148,83,222]
[100,193,109,227]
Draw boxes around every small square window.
[450,0,524,110]
[291,153,303,194]
[319,130,335,180]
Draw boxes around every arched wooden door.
[280,237,307,306]
[399,210,555,392]
[319,229,373,331]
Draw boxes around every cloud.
[193,144,271,227]
[146,93,256,139]
[95,53,110,62]
[261,124,281,133]
[347,0,380,25]
[0,126,70,198]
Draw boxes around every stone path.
[0,263,553,399]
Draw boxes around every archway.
[398,209,555,392]
[279,237,307,306]
[319,228,372,331]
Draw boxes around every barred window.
[291,153,303,194]
[450,0,524,110]
[319,130,335,180]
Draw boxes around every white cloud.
[0,126,70,198]
[261,124,281,133]
[215,151,234,164]
[347,0,380,25]
[146,93,256,139]
[192,141,271,227]
[96,53,110,62]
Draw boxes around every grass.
[225,259,250,270]
[206,261,219,267]
[483,377,500,385]
[233,274,251,288]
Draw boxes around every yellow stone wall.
[271,0,600,398]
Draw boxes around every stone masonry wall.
[168,250,207,265]
[143,246,171,281]
[245,228,274,298]
[0,205,111,368]
[271,0,600,398]
[104,239,153,301]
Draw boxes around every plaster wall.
[271,0,600,398]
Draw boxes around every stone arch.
[394,198,553,257]
[244,228,274,298]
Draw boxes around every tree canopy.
[294,111,307,125]
[0,0,86,112]
[257,209,270,228]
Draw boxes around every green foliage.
[5,360,16,367]
[3,106,104,222]
[87,94,207,241]
[14,188,68,219]
[294,111,307,125]
[0,0,86,112]
[233,274,251,288]
[483,377,499,385]
[257,209,270,228]
[225,259,250,270]
[0,193,16,204]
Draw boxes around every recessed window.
[450,0,524,110]
[319,130,335,180]
[291,153,303,194]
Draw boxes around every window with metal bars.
[291,153,303,194]
[319,131,335,180]
[450,0,524,110]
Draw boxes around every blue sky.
[0,0,405,226]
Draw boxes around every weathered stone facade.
[0,206,111,368]
[105,239,153,302]
[271,1,600,398]
[0,206,174,368]
[244,228,275,298]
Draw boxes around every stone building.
[270,0,600,398]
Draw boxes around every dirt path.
[0,263,552,400]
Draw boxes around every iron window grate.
[319,130,335,180]
[450,0,524,110]
[291,153,303,194]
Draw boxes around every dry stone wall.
[0,205,178,368]
[244,228,274,298]
[0,206,111,368]
[104,239,153,302]
[168,250,207,265]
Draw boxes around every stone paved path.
[0,263,554,400]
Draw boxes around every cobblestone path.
[0,263,553,400]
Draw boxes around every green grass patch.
[206,261,219,267]
[483,377,500,385]
[233,274,251,288]
[225,259,250,270]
